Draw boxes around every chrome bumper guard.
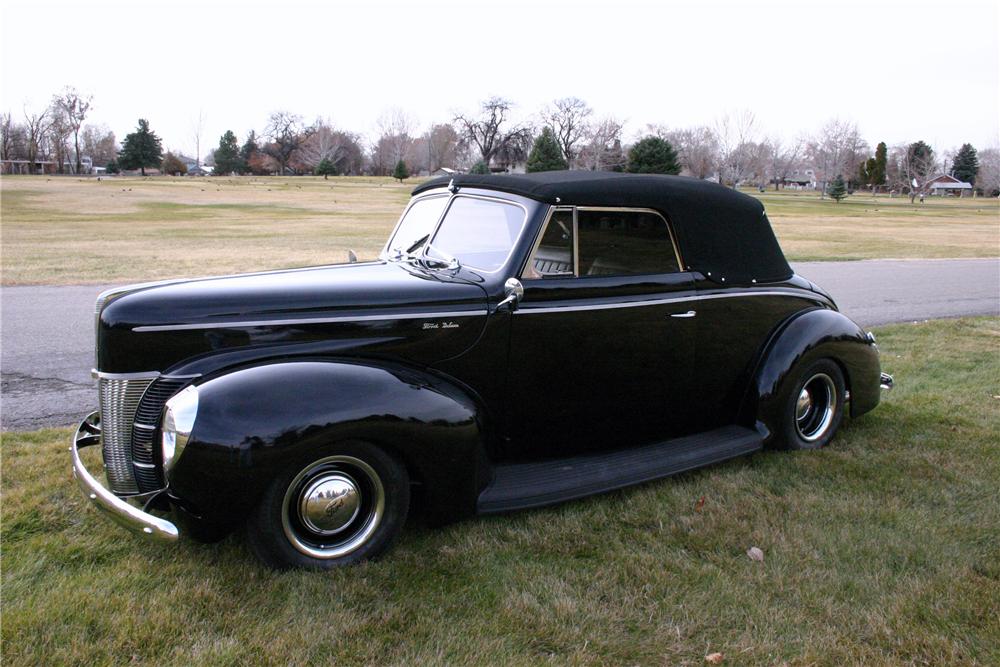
[70,411,179,542]
[880,373,894,391]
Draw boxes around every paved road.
[2,258,998,431]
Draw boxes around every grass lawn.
[2,317,998,665]
[1,175,997,285]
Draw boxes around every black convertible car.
[72,171,892,569]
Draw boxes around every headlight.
[162,385,199,477]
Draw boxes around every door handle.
[670,310,697,318]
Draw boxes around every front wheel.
[774,359,846,450]
[246,441,409,569]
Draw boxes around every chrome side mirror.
[497,278,523,311]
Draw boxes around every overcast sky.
[2,0,998,159]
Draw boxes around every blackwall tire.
[774,359,846,451]
[246,441,409,569]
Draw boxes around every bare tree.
[578,116,626,171]
[888,140,937,202]
[655,125,718,179]
[81,124,117,167]
[542,97,592,168]
[54,87,92,173]
[453,96,530,168]
[191,109,206,168]
[975,147,1000,196]
[23,106,51,174]
[1,112,15,161]
[47,105,73,173]
[370,107,415,175]
[714,110,758,187]
[299,119,363,174]
[425,123,459,173]
[492,129,533,171]
[806,119,868,198]
[764,136,805,190]
[262,111,310,175]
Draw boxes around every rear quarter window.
[577,209,680,276]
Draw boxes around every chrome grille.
[131,377,190,492]
[99,376,156,494]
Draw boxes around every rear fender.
[744,308,881,443]
[168,360,489,531]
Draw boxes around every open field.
[1,175,997,285]
[759,188,1000,262]
[2,317,998,666]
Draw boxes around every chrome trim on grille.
[97,373,158,494]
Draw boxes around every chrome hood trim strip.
[132,309,490,333]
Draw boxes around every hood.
[97,261,489,373]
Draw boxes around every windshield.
[386,195,449,257]
[428,196,527,272]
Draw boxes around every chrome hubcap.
[796,388,812,421]
[298,474,361,535]
[795,373,837,442]
[281,455,385,559]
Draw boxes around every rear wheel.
[775,359,846,450]
[246,441,409,569]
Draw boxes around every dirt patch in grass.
[2,317,998,665]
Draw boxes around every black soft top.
[412,171,791,284]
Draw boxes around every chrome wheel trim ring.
[281,455,385,559]
[795,373,837,443]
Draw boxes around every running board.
[477,425,762,514]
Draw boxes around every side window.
[577,210,680,276]
[523,209,574,278]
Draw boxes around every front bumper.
[880,372,894,391]
[70,411,179,542]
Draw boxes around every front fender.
[746,308,881,443]
[168,360,488,532]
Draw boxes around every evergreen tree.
[470,160,490,174]
[241,130,261,173]
[859,158,876,188]
[827,174,848,202]
[105,158,120,174]
[626,136,680,175]
[118,119,163,175]
[525,127,568,172]
[214,130,243,175]
[952,143,979,185]
[393,159,409,182]
[872,141,887,188]
[315,158,337,179]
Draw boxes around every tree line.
[2,90,997,197]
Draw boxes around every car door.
[503,207,697,461]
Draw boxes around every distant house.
[924,174,973,196]
[781,169,817,189]
[1,158,91,175]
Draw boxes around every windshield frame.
[382,190,530,275]
[381,192,450,261]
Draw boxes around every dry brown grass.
[1,176,997,285]
[1,176,413,285]
[758,188,1000,261]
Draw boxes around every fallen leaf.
[695,496,706,512]
[705,652,724,664]
[747,546,764,562]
